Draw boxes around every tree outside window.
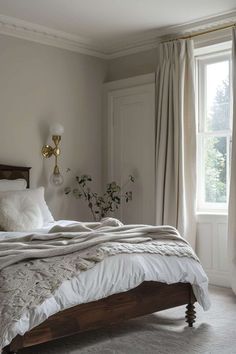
[196,51,232,211]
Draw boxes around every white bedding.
[0,220,210,350]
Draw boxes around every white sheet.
[0,220,210,350]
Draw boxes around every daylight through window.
[196,47,232,211]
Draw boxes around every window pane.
[204,136,227,203]
[205,60,230,131]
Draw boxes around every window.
[196,45,232,212]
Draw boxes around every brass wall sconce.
[42,123,64,186]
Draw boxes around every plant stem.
[89,205,97,221]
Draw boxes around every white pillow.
[0,187,54,224]
[0,194,43,231]
[0,179,27,191]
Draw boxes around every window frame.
[195,45,232,213]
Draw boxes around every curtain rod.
[162,22,236,43]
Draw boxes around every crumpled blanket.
[0,218,199,350]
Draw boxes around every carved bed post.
[185,303,196,327]
[185,285,196,327]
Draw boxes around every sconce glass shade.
[50,165,64,186]
[50,172,64,186]
[50,122,64,136]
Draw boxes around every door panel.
[108,83,155,224]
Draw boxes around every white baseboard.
[206,269,230,287]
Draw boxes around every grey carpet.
[20,286,236,354]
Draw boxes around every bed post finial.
[185,303,196,327]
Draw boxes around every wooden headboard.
[0,164,31,188]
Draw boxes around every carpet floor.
[20,286,236,354]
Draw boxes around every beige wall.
[0,34,157,222]
[106,48,158,81]
[0,34,107,221]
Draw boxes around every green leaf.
[64,187,71,194]
[129,175,135,183]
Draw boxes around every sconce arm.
[42,135,61,158]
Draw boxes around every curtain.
[155,39,196,248]
[228,28,236,294]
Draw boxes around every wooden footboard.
[5,281,196,353]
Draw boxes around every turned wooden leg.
[185,303,196,327]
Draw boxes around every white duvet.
[0,220,210,350]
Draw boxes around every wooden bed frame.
[0,164,196,354]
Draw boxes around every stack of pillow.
[0,179,54,231]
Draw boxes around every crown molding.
[106,9,236,58]
[0,10,235,60]
[157,9,236,38]
[0,14,108,59]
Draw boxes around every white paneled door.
[104,74,155,225]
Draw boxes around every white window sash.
[196,47,232,213]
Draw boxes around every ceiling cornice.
[106,10,236,58]
[0,10,235,60]
[0,14,108,59]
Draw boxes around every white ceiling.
[0,0,235,57]
[0,0,236,42]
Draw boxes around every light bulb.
[50,172,64,186]
[50,165,64,186]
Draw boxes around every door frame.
[103,73,156,223]
[103,73,155,182]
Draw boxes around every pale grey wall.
[106,48,158,81]
[0,34,158,222]
[0,34,107,221]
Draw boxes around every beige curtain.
[228,28,236,294]
[155,39,196,248]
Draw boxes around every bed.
[0,164,209,354]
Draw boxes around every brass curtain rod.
[162,22,236,43]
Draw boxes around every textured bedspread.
[0,218,199,350]
[0,218,198,270]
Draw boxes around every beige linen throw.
[0,218,198,270]
[0,218,198,350]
